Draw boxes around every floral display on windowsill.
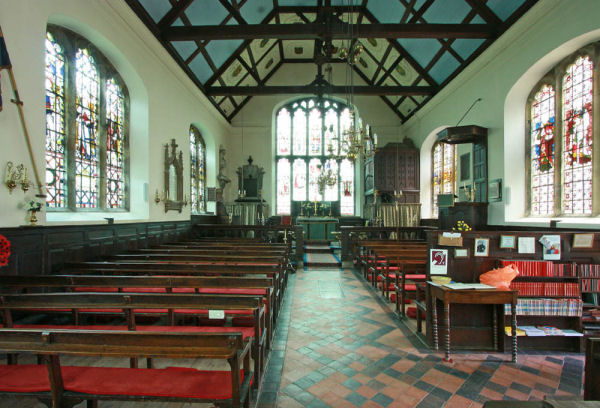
[452,220,472,232]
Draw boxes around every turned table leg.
[493,305,498,351]
[511,302,518,363]
[444,302,452,362]
[432,297,439,350]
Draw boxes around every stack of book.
[504,325,583,337]
[505,298,582,316]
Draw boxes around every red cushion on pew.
[405,274,426,280]
[389,293,412,304]
[123,287,167,293]
[405,284,417,291]
[197,288,267,295]
[74,287,119,293]
[79,308,123,313]
[14,324,127,331]
[61,366,250,400]
[173,309,253,315]
[171,288,196,293]
[136,325,256,340]
[406,307,426,319]
[0,364,50,392]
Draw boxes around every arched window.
[190,125,206,213]
[527,47,597,217]
[45,26,129,210]
[431,141,456,217]
[275,98,355,215]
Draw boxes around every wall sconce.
[5,162,32,193]
[154,189,167,204]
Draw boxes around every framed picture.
[474,237,490,257]
[454,248,469,258]
[540,235,561,260]
[488,179,502,202]
[430,249,448,275]
[499,235,516,249]
[518,236,536,254]
[573,233,595,249]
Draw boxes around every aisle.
[258,266,584,408]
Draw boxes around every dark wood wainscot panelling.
[0,221,192,276]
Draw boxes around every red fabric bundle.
[479,264,519,290]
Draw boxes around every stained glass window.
[431,141,456,217]
[190,126,206,213]
[74,48,99,209]
[277,108,291,155]
[323,159,338,202]
[526,48,597,218]
[277,158,291,215]
[105,78,125,209]
[308,158,323,202]
[44,32,66,208]
[530,84,555,216]
[309,108,322,156]
[275,98,356,215]
[340,159,354,216]
[44,26,129,211]
[292,158,307,201]
[293,109,306,155]
[562,55,593,215]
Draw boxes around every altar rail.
[339,226,435,261]
[191,224,303,263]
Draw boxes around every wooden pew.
[0,274,276,350]
[63,262,286,314]
[0,329,252,408]
[585,337,600,400]
[352,239,426,265]
[0,292,266,385]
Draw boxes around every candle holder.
[27,200,42,226]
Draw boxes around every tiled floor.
[258,266,584,408]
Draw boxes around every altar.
[296,217,338,241]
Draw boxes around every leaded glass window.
[44,32,66,208]
[190,126,206,213]
[530,85,555,216]
[526,46,598,217]
[44,25,129,211]
[74,48,99,208]
[431,141,456,217]
[106,78,125,208]
[277,158,291,215]
[275,98,356,215]
[562,56,593,215]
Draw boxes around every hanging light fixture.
[338,0,376,162]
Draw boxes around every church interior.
[1,0,600,407]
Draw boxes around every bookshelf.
[580,265,600,336]
[501,260,583,352]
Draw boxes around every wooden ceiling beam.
[206,85,436,96]
[162,23,497,41]
[157,0,194,29]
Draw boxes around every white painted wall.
[405,0,600,228]
[0,0,231,227]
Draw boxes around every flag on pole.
[0,25,11,111]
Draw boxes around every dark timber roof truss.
[125,0,538,122]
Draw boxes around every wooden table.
[428,282,518,363]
